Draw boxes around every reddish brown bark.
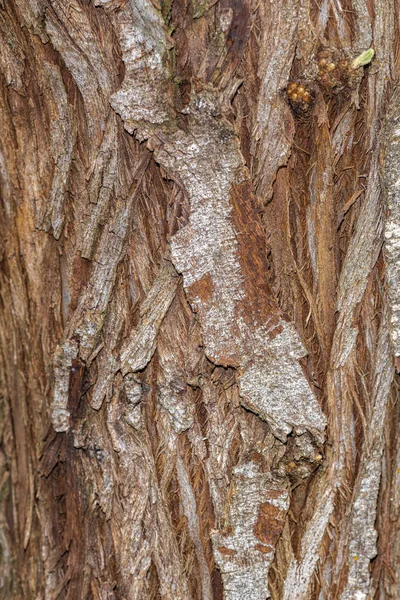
[0,1,399,599]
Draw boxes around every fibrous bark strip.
[0,0,399,599]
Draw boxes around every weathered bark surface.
[0,1,399,598]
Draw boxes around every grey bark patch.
[384,93,400,359]
[52,339,79,432]
[106,0,325,486]
[212,461,290,599]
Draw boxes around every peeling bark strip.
[252,0,298,199]
[2,0,400,598]
[340,306,393,600]
[37,61,73,238]
[52,340,79,432]
[176,456,212,600]
[384,90,400,364]
[108,0,326,444]
[120,260,179,374]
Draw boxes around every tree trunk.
[1,0,399,598]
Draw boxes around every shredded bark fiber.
[0,1,399,599]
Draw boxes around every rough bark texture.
[0,0,399,599]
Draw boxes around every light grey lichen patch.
[384,103,400,358]
[239,319,326,442]
[120,261,179,374]
[52,339,78,432]
[108,0,326,446]
[162,91,325,439]
[240,357,324,442]
[159,91,246,365]
[212,461,290,600]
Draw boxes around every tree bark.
[0,0,399,598]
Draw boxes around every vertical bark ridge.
[0,0,399,599]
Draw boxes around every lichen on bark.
[1,0,400,599]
